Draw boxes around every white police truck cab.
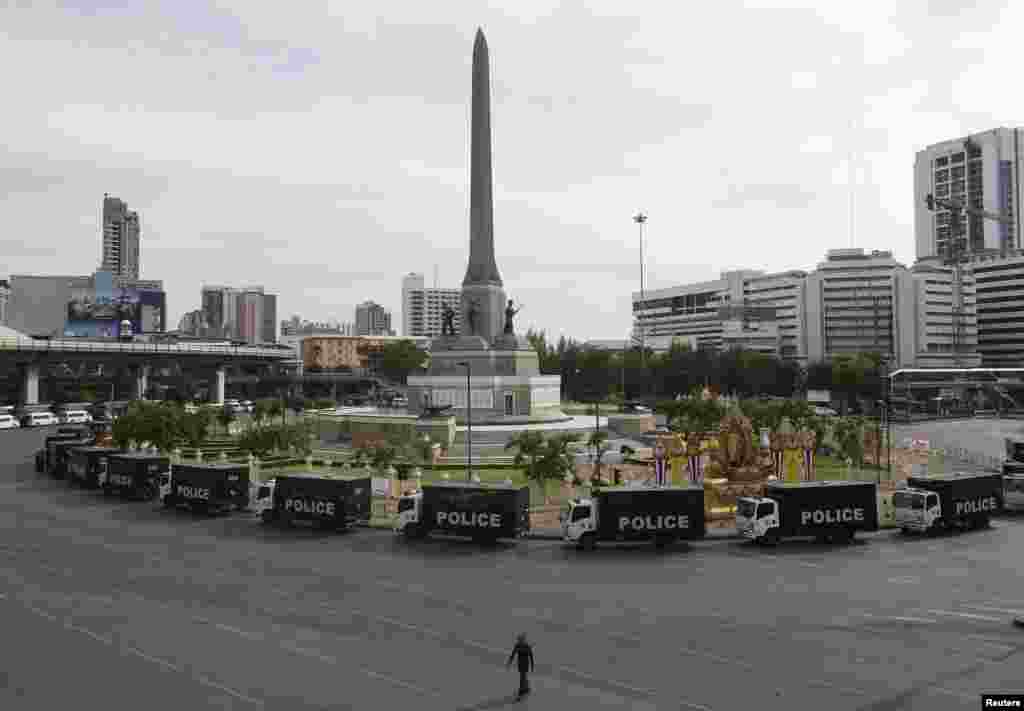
[894,473,1002,534]
[736,481,879,545]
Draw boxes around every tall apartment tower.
[914,128,1024,260]
[100,194,140,280]
[355,301,392,336]
[402,272,462,337]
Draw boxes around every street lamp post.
[633,213,648,368]
[457,361,471,482]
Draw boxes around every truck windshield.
[737,500,756,517]
[570,505,591,522]
[893,492,925,510]
[756,503,774,518]
[397,498,415,513]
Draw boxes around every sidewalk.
[526,526,742,541]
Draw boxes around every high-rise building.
[968,251,1024,367]
[100,194,140,280]
[0,279,9,325]
[355,301,393,336]
[402,272,462,337]
[914,128,1024,261]
[199,285,277,343]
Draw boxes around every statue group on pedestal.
[440,297,521,337]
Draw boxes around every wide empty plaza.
[1,428,1022,710]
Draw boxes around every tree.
[534,433,582,503]
[588,430,610,485]
[505,430,547,491]
[180,409,212,450]
[265,398,284,425]
[216,407,235,436]
[378,340,428,384]
[252,400,270,426]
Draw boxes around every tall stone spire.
[463,27,502,287]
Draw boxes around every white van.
[61,410,93,425]
[25,412,59,427]
[0,415,20,430]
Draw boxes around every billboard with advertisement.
[63,281,165,338]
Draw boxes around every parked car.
[61,410,93,425]
[22,412,59,427]
[0,415,20,430]
[240,400,254,413]
[813,406,838,417]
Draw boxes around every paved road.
[1,427,1024,710]
[895,418,1024,461]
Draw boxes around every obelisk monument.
[407,29,566,425]
[460,28,506,344]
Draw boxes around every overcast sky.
[2,1,1021,340]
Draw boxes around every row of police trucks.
[33,428,1024,548]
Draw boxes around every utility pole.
[633,213,648,369]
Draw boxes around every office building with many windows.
[401,273,461,337]
[914,128,1024,261]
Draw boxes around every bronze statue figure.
[441,303,456,336]
[504,299,520,335]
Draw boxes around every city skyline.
[2,3,1022,339]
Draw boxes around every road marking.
[887,576,921,584]
[214,622,262,641]
[281,642,336,665]
[926,609,1004,623]
[25,603,57,623]
[963,605,1024,616]
[794,560,823,569]
[194,673,264,706]
[126,646,181,672]
[861,613,937,624]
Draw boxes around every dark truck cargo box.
[104,453,170,500]
[68,447,124,489]
[37,429,92,474]
[594,486,705,542]
[262,475,371,529]
[767,480,879,539]
[907,473,1003,525]
[163,462,250,514]
[420,482,530,541]
[45,436,94,478]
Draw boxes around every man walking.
[507,633,535,699]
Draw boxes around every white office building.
[914,128,1024,261]
[968,251,1024,367]
[401,272,461,338]
[632,248,980,368]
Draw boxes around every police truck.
[101,452,170,500]
[894,472,1003,534]
[395,482,530,544]
[561,485,705,550]
[253,474,372,531]
[160,462,250,514]
[736,480,879,545]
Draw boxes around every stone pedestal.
[408,335,566,425]
[461,283,505,345]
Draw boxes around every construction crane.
[925,177,1012,365]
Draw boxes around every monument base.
[409,343,567,425]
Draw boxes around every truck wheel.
[844,528,856,544]
[578,533,596,551]
[260,510,276,525]
[654,536,667,550]
[102,485,112,498]
[161,495,174,509]
[979,515,991,529]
